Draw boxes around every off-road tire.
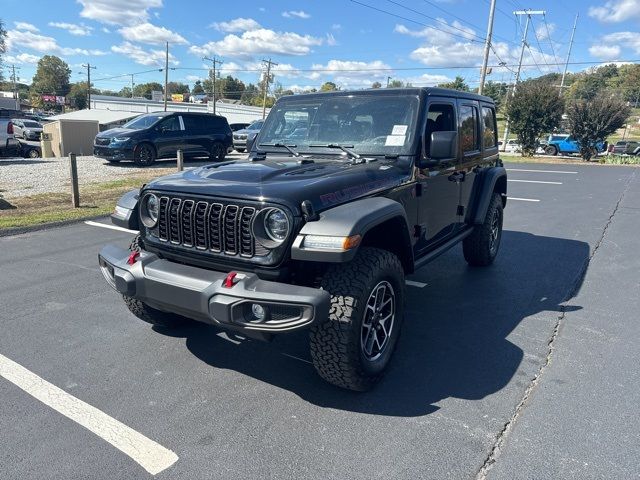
[544,145,558,156]
[310,247,405,391]
[463,192,503,266]
[123,295,184,328]
[134,143,156,166]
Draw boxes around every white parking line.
[405,280,428,288]
[0,353,178,475]
[507,197,540,202]
[85,220,139,234]
[281,353,313,364]
[508,179,563,185]
[506,169,578,174]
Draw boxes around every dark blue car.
[94,111,233,166]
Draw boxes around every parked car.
[503,139,521,153]
[11,119,43,140]
[612,140,639,155]
[229,122,250,132]
[0,119,21,158]
[99,87,507,391]
[20,141,41,158]
[544,134,605,156]
[93,111,233,166]
[233,120,264,153]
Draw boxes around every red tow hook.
[223,271,238,288]
[127,251,140,265]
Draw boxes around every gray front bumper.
[98,244,330,333]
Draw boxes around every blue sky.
[2,0,639,94]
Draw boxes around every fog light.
[251,303,266,321]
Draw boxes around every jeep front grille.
[155,196,260,258]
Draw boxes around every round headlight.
[264,208,289,242]
[141,193,159,228]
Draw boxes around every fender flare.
[468,167,507,225]
[291,197,413,265]
[110,189,140,230]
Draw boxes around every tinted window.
[247,121,264,131]
[24,121,41,128]
[425,103,456,152]
[482,106,497,149]
[460,105,479,152]
[182,115,205,133]
[158,116,180,131]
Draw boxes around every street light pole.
[82,63,96,109]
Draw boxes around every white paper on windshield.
[392,125,408,136]
[385,135,405,146]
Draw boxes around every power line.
[261,58,277,119]
[543,14,561,73]
[203,56,223,115]
[530,17,553,73]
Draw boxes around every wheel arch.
[291,197,414,273]
[466,166,507,225]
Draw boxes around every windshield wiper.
[309,144,361,160]
[258,143,300,157]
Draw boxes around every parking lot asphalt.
[0,162,638,479]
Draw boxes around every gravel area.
[0,153,244,199]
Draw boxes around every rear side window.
[182,115,204,133]
[482,106,497,149]
[459,105,479,153]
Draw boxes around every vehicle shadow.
[0,159,54,166]
[155,230,589,417]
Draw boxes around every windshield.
[247,121,263,131]
[122,114,166,130]
[24,121,41,128]
[258,94,420,155]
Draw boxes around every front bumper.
[98,244,330,333]
[94,144,135,161]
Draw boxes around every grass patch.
[599,154,640,165]
[0,177,151,230]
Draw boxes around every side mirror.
[430,130,457,159]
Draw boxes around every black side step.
[414,228,474,271]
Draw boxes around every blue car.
[544,134,605,156]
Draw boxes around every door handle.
[448,172,465,182]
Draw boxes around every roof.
[277,87,494,104]
[47,109,139,124]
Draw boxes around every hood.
[234,128,258,136]
[97,127,138,139]
[146,155,412,214]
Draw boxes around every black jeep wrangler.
[98,88,506,391]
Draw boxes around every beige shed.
[42,119,100,157]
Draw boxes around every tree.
[192,80,205,94]
[371,81,382,89]
[0,20,6,82]
[166,81,190,95]
[320,81,338,91]
[240,83,260,105]
[220,75,245,100]
[30,55,71,108]
[133,82,163,99]
[566,97,630,160]
[67,81,88,109]
[481,81,509,111]
[506,81,564,156]
[118,86,133,98]
[437,76,470,92]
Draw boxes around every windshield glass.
[24,121,41,128]
[258,94,420,155]
[122,114,166,130]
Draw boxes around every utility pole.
[130,74,135,98]
[9,65,20,102]
[559,13,579,94]
[82,63,96,109]
[163,42,169,111]
[387,76,392,87]
[261,58,278,119]
[501,10,545,150]
[478,0,497,95]
[203,56,223,115]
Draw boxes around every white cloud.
[111,41,178,66]
[185,75,203,82]
[77,0,163,26]
[211,18,261,33]
[535,22,555,41]
[589,44,622,59]
[102,27,111,33]
[4,53,40,64]
[588,0,640,23]
[189,28,323,59]
[402,73,452,86]
[282,10,311,19]
[6,29,99,56]
[119,23,188,45]
[14,21,39,32]
[48,22,93,36]
[326,33,338,46]
[332,24,342,30]
[307,60,393,88]
[599,31,640,55]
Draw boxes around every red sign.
[41,94,56,103]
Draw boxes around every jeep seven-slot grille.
[155,196,259,257]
